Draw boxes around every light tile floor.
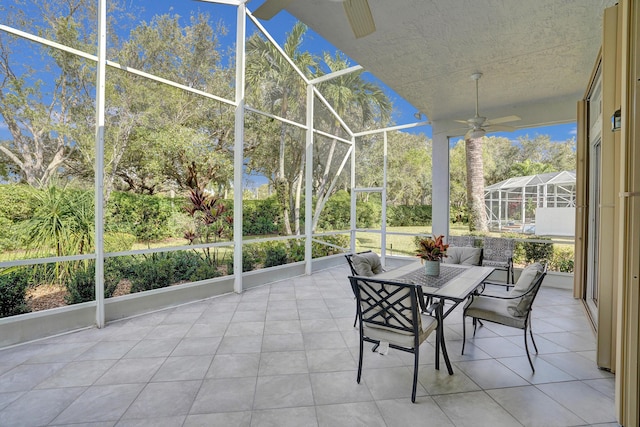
[0,263,618,426]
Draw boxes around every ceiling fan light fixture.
[468,128,486,139]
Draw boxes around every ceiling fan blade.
[487,115,521,125]
[343,0,376,39]
[253,0,295,20]
[485,124,516,132]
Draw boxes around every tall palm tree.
[465,136,488,232]
[246,22,317,235]
[313,52,392,231]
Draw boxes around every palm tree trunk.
[465,136,488,232]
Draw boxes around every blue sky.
[125,0,577,143]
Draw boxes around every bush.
[128,251,223,293]
[65,262,119,304]
[288,239,305,262]
[0,268,32,318]
[264,242,288,267]
[312,235,349,258]
[388,205,432,226]
[107,192,176,242]
[129,253,177,293]
[104,232,136,253]
[549,246,575,273]
[0,184,36,223]
[189,262,223,281]
[65,265,96,304]
[226,246,259,273]
[521,237,554,264]
[242,197,281,235]
[317,191,380,230]
[317,191,351,230]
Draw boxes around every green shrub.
[0,268,32,318]
[107,192,175,242]
[264,242,288,267]
[242,197,281,235]
[226,247,259,273]
[388,205,432,226]
[169,251,203,280]
[521,237,554,264]
[312,235,349,258]
[129,253,176,293]
[104,232,136,253]
[128,251,223,293]
[0,216,20,251]
[317,191,351,230]
[317,191,380,230]
[549,246,575,273]
[65,262,119,305]
[287,239,305,262]
[0,184,36,222]
[190,262,223,281]
[65,265,95,304]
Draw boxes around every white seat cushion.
[465,296,527,329]
[364,313,437,348]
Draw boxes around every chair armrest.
[472,283,538,300]
[481,280,513,291]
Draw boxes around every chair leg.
[529,321,539,354]
[440,324,454,375]
[524,329,535,373]
[461,315,467,355]
[435,326,441,371]
[353,312,358,328]
[411,347,419,403]
[357,337,364,383]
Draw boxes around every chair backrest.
[443,246,483,266]
[345,251,383,277]
[349,276,421,336]
[482,237,515,261]
[507,263,547,317]
[448,235,476,247]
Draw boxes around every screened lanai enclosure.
[484,171,576,236]
[0,0,433,346]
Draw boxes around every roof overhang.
[253,0,616,137]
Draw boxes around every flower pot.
[424,260,440,276]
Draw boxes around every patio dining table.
[375,261,494,318]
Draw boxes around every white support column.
[381,131,388,264]
[498,191,502,231]
[94,0,106,328]
[521,186,526,228]
[304,84,314,275]
[350,137,356,253]
[431,132,450,237]
[233,2,246,293]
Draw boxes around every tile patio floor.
[0,262,618,426]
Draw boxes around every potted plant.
[415,235,449,276]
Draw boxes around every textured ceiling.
[253,0,616,136]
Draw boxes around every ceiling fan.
[252,0,376,39]
[456,73,520,139]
